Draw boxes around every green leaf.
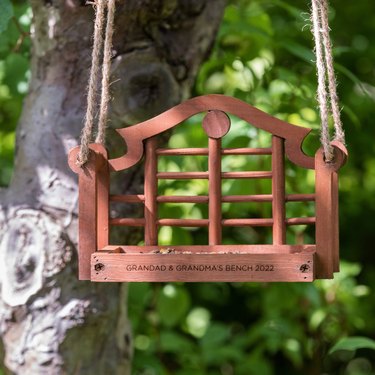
[270,0,304,18]
[0,0,13,34]
[329,337,375,355]
[334,62,370,99]
[159,331,194,353]
[279,40,315,63]
[157,285,190,327]
[201,323,231,348]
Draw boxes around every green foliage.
[0,0,13,34]
[329,337,375,355]
[0,0,30,186]
[130,262,373,375]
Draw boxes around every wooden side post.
[97,148,109,250]
[68,145,107,280]
[144,137,158,245]
[315,142,347,279]
[272,136,286,244]
[315,149,335,278]
[332,171,339,272]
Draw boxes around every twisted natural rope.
[311,0,345,161]
[77,0,115,166]
[318,0,345,144]
[96,0,116,144]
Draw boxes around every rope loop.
[77,0,116,167]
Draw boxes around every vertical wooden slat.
[315,148,335,279]
[332,172,340,272]
[144,137,158,245]
[97,149,109,250]
[203,110,230,246]
[208,137,222,245]
[76,151,99,280]
[272,136,286,245]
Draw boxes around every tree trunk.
[0,1,225,374]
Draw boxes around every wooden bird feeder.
[68,94,347,283]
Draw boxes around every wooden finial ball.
[202,110,231,139]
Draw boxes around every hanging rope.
[96,0,116,144]
[77,0,116,167]
[311,0,345,161]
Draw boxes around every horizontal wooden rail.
[92,250,315,282]
[157,171,272,180]
[157,195,273,203]
[110,193,315,204]
[109,217,315,227]
[157,219,209,227]
[222,218,273,226]
[158,195,273,203]
[286,217,316,225]
[224,194,315,202]
[222,148,272,155]
[222,217,316,226]
[110,218,145,226]
[156,147,272,156]
[286,194,315,202]
[222,194,272,202]
[222,171,272,179]
[157,196,209,203]
[101,244,316,254]
[157,148,208,156]
[110,194,145,203]
[157,172,208,179]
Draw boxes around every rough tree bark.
[0,1,225,374]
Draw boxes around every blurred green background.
[1,0,375,374]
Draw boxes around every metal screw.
[300,264,310,273]
[95,263,105,272]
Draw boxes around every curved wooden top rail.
[110,95,315,171]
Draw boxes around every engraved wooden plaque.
[68,94,347,282]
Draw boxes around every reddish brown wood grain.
[272,136,286,244]
[222,148,272,155]
[110,218,146,226]
[101,244,315,254]
[157,171,272,179]
[144,137,158,245]
[68,144,107,280]
[91,251,315,282]
[202,110,231,139]
[157,195,209,203]
[67,94,348,282]
[110,95,314,171]
[97,149,109,250]
[108,194,315,204]
[110,194,145,203]
[208,137,222,245]
[157,148,208,156]
[315,143,347,279]
[222,218,273,227]
[156,147,272,156]
[222,171,272,179]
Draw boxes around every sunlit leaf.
[329,337,375,355]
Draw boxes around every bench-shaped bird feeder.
[68,95,347,282]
